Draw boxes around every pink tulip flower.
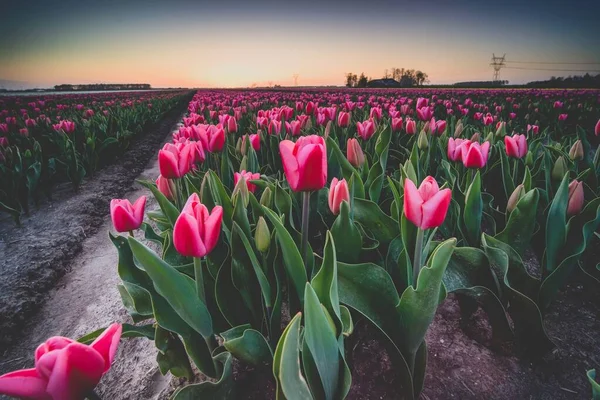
[328,178,350,215]
[403,176,452,230]
[279,135,327,192]
[110,196,146,232]
[234,170,261,193]
[504,134,528,158]
[173,193,223,258]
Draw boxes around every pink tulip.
[567,180,584,217]
[434,119,446,135]
[328,178,350,215]
[25,118,36,127]
[19,128,28,137]
[356,119,376,140]
[337,111,350,128]
[0,123,8,133]
[0,324,121,400]
[110,196,146,232]
[403,176,452,230]
[268,119,282,135]
[416,97,429,109]
[347,138,365,168]
[461,141,490,169]
[279,135,327,192]
[201,125,225,152]
[553,101,563,108]
[234,170,261,193]
[158,143,193,178]
[0,137,7,147]
[156,175,176,201]
[406,118,416,135]
[257,116,268,129]
[306,101,315,115]
[369,107,382,121]
[509,112,516,119]
[504,134,528,158]
[392,117,403,132]
[227,116,238,133]
[285,120,302,136]
[242,134,261,152]
[527,124,539,135]
[447,138,469,162]
[61,120,76,134]
[558,113,568,121]
[482,113,494,126]
[84,109,95,118]
[416,107,432,121]
[173,193,223,258]
[595,119,600,136]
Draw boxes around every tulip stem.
[301,191,311,264]
[194,257,206,304]
[413,228,425,287]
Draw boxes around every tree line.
[345,68,429,88]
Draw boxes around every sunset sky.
[1,0,599,89]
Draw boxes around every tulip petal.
[296,143,326,191]
[41,343,106,400]
[90,323,122,372]
[173,212,207,258]
[420,188,452,230]
[202,206,223,255]
[0,368,49,399]
[403,179,423,228]
[280,140,299,191]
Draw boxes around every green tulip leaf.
[172,351,234,400]
[221,324,273,366]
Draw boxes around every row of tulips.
[2,88,599,399]
[0,90,191,224]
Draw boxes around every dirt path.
[0,93,192,352]
[0,140,176,399]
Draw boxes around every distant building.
[54,83,152,91]
[366,78,402,88]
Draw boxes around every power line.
[505,60,600,65]
[504,66,600,72]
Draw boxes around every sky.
[0,0,599,89]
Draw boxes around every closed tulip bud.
[279,135,327,192]
[234,170,260,193]
[569,140,584,161]
[110,196,146,232]
[552,156,568,181]
[454,121,464,138]
[173,193,223,258]
[260,186,273,208]
[324,120,332,139]
[525,151,533,166]
[255,217,271,252]
[417,130,428,150]
[422,121,431,134]
[495,121,506,137]
[406,119,417,135]
[507,184,526,213]
[484,132,493,143]
[328,178,350,215]
[236,137,243,154]
[403,176,452,229]
[470,132,480,142]
[346,138,365,168]
[0,324,122,400]
[567,180,584,216]
[156,175,176,201]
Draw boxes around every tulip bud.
[470,132,480,142]
[260,186,273,208]
[495,121,506,137]
[568,140,584,161]
[506,184,525,213]
[324,120,332,139]
[236,137,243,155]
[346,138,365,168]
[552,156,568,181]
[567,180,584,216]
[255,217,271,252]
[524,152,532,167]
[484,132,493,143]
[422,121,430,135]
[240,155,248,172]
[232,175,250,207]
[417,130,428,150]
[454,121,464,138]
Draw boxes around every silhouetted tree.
[357,73,369,88]
[345,73,358,87]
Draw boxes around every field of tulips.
[0,90,189,224]
[1,88,599,399]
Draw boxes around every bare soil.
[0,93,192,353]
